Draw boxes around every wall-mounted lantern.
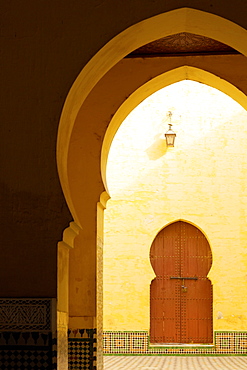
[165,111,176,147]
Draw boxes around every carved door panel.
[150,221,212,344]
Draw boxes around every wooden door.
[150,221,212,344]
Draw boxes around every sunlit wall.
[104,80,247,331]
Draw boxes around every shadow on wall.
[146,134,168,160]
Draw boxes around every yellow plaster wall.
[103,80,247,332]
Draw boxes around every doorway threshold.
[149,343,215,348]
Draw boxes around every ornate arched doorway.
[150,221,212,344]
[56,6,247,368]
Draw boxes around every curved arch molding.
[102,66,247,191]
[57,7,247,226]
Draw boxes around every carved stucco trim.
[0,298,53,332]
[62,221,81,249]
[129,32,238,56]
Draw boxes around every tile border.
[103,331,247,356]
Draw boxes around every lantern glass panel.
[165,133,176,146]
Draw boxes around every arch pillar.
[65,192,109,370]
[57,222,80,370]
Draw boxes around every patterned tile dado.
[103,331,247,355]
[0,298,51,331]
[0,332,53,369]
[68,329,96,370]
[104,331,148,354]
[0,298,56,369]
